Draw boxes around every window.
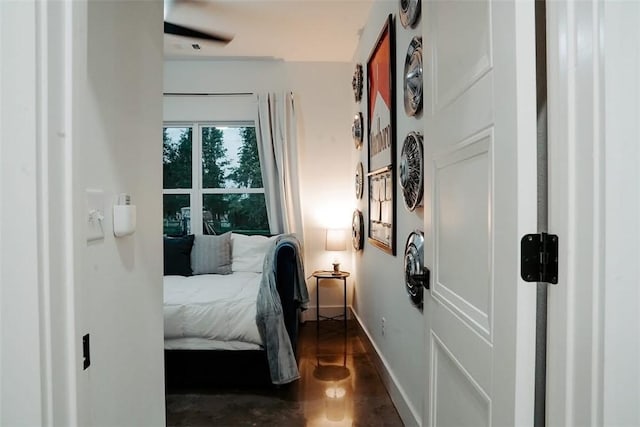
[162,123,269,236]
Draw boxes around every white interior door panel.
[423,0,537,425]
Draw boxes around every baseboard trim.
[351,310,422,427]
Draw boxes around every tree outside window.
[163,124,269,236]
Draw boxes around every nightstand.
[312,270,350,332]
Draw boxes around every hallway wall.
[71,1,166,425]
[350,4,426,426]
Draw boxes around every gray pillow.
[190,232,232,275]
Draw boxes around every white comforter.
[163,272,262,346]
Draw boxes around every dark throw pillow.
[164,234,195,276]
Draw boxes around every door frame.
[1,0,79,425]
[546,0,640,425]
[545,0,605,423]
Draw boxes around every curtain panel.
[255,92,305,245]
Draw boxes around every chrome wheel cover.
[404,37,423,117]
[355,162,364,199]
[352,112,363,149]
[352,64,363,103]
[404,230,425,308]
[399,0,421,28]
[400,132,424,211]
[352,210,364,251]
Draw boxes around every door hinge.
[82,334,90,370]
[521,233,558,284]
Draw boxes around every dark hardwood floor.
[165,319,404,426]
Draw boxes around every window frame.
[163,120,266,235]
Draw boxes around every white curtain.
[255,92,305,244]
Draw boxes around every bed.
[163,232,308,388]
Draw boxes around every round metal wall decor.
[400,132,424,211]
[404,230,425,308]
[355,162,364,199]
[352,112,364,149]
[352,209,364,251]
[352,63,363,103]
[399,0,421,28]
[404,37,423,117]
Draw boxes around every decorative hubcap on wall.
[400,132,424,211]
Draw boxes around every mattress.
[163,272,263,350]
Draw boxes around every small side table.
[312,270,350,333]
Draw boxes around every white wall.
[71,1,166,425]
[285,62,356,317]
[351,5,425,426]
[164,59,287,94]
[164,59,355,320]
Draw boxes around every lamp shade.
[325,229,347,251]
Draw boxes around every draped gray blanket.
[256,234,309,385]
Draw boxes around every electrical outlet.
[381,317,386,336]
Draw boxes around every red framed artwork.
[367,14,396,255]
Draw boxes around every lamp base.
[332,262,340,274]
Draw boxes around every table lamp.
[325,229,347,273]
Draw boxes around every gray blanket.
[256,234,309,384]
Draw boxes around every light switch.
[86,189,105,242]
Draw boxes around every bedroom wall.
[350,4,426,426]
[71,1,166,425]
[164,59,355,321]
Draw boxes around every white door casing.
[546,1,640,425]
[422,0,537,425]
[1,1,79,425]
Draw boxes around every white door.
[422,0,537,425]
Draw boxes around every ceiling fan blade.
[164,21,232,44]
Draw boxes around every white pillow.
[231,233,278,273]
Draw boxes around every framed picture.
[367,14,396,173]
[368,169,395,254]
[367,14,396,255]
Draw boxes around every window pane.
[202,194,269,235]
[202,126,263,189]
[163,127,192,189]
[201,126,228,189]
[163,194,191,236]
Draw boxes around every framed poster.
[367,14,396,255]
[368,168,395,254]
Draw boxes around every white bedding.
[163,272,263,349]
[163,338,261,351]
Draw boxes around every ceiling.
[163,0,373,62]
